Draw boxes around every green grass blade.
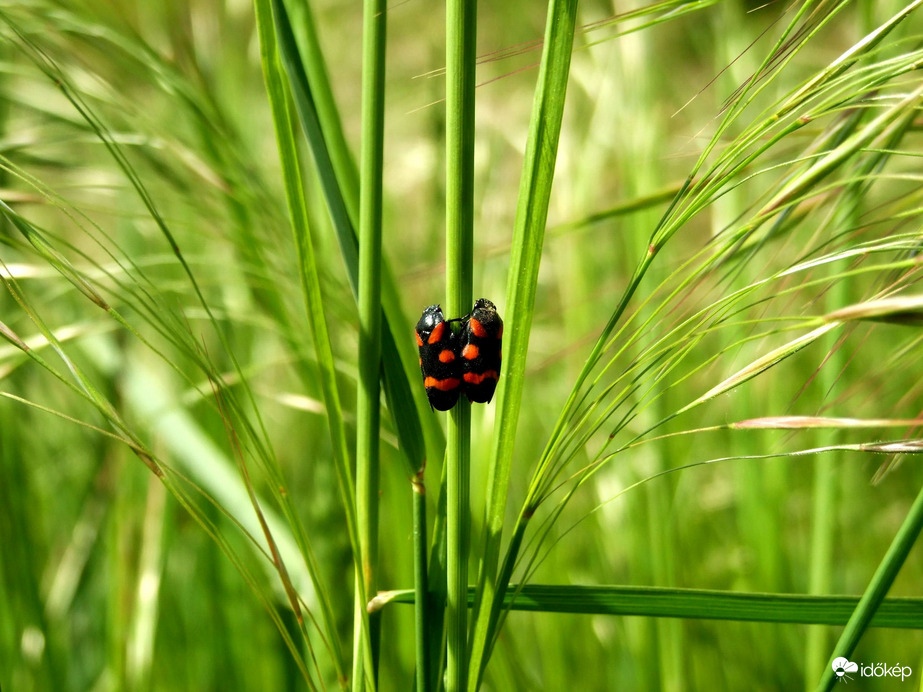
[815,480,923,691]
[444,0,476,688]
[270,0,355,270]
[271,0,437,478]
[379,585,923,629]
[468,0,579,687]
[279,0,360,232]
[252,0,365,683]
[352,0,387,686]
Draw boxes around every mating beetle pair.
[414,299,503,411]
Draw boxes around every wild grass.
[2,0,923,690]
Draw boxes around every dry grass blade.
[678,323,840,414]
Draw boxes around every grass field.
[2,0,923,690]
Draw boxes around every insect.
[415,299,503,410]
[414,304,462,411]
[460,298,503,404]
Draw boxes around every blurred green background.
[2,0,923,690]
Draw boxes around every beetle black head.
[415,304,444,337]
[472,298,497,316]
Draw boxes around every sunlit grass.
[2,1,923,690]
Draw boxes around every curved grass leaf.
[467,0,579,686]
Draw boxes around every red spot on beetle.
[469,318,488,338]
[424,376,461,391]
[427,321,445,344]
[463,370,498,385]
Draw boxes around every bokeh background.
[2,0,922,689]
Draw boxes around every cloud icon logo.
[832,657,859,679]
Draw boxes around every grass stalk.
[426,461,449,691]
[810,103,920,692]
[445,406,470,692]
[412,472,430,692]
[815,478,923,691]
[445,0,476,687]
[804,173,859,690]
[353,0,387,687]
[803,326,839,688]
